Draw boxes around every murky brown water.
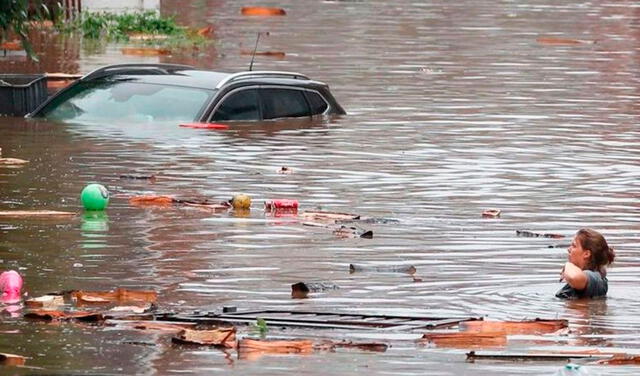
[2,0,640,374]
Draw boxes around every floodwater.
[2,0,640,374]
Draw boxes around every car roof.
[82,64,320,91]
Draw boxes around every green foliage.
[63,11,202,46]
[251,318,269,338]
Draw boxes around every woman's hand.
[560,261,588,290]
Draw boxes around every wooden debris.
[238,338,314,354]
[109,305,153,314]
[105,319,196,333]
[482,209,501,218]
[172,327,237,348]
[0,352,26,366]
[121,47,171,56]
[0,157,29,165]
[129,195,174,206]
[467,350,611,362]
[333,225,372,239]
[71,288,157,305]
[300,211,360,223]
[516,230,564,239]
[240,50,286,58]
[349,263,416,275]
[318,340,388,352]
[25,295,64,309]
[595,353,640,365]
[536,37,594,45]
[119,174,156,181]
[241,6,287,16]
[0,210,75,218]
[421,331,507,348]
[459,319,568,335]
[24,310,104,322]
[291,282,339,299]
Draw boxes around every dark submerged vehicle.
[28,63,346,124]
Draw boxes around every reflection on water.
[2,0,640,374]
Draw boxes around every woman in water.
[556,229,615,299]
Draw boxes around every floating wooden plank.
[0,210,75,218]
[595,354,640,365]
[25,295,64,309]
[516,230,564,238]
[159,309,478,331]
[0,352,26,366]
[350,263,416,274]
[536,37,593,45]
[238,338,313,354]
[172,327,236,348]
[459,319,568,335]
[105,319,197,333]
[421,331,507,348]
[240,50,286,58]
[482,209,501,218]
[466,350,611,362]
[71,288,157,305]
[24,310,104,322]
[300,211,360,223]
[314,340,388,352]
[0,158,29,165]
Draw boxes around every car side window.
[304,91,328,115]
[212,89,259,121]
[260,88,310,120]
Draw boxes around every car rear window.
[304,91,328,115]
[211,89,260,121]
[260,88,310,120]
[35,80,213,123]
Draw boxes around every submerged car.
[28,63,346,124]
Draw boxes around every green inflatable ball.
[81,183,110,211]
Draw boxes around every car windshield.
[34,79,214,124]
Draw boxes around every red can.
[264,199,299,210]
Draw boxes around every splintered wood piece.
[129,195,175,206]
[71,288,157,305]
[241,6,286,16]
[105,320,196,333]
[421,331,507,348]
[0,352,26,366]
[238,338,314,354]
[595,353,640,365]
[536,37,592,45]
[482,209,501,218]
[0,210,75,217]
[172,327,237,348]
[25,295,64,309]
[467,350,611,361]
[516,230,565,239]
[300,211,360,223]
[24,310,104,322]
[459,319,568,335]
[109,305,152,314]
[331,341,388,352]
[349,263,416,275]
[240,50,286,58]
[0,158,29,165]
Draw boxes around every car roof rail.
[215,71,310,89]
[82,63,195,81]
